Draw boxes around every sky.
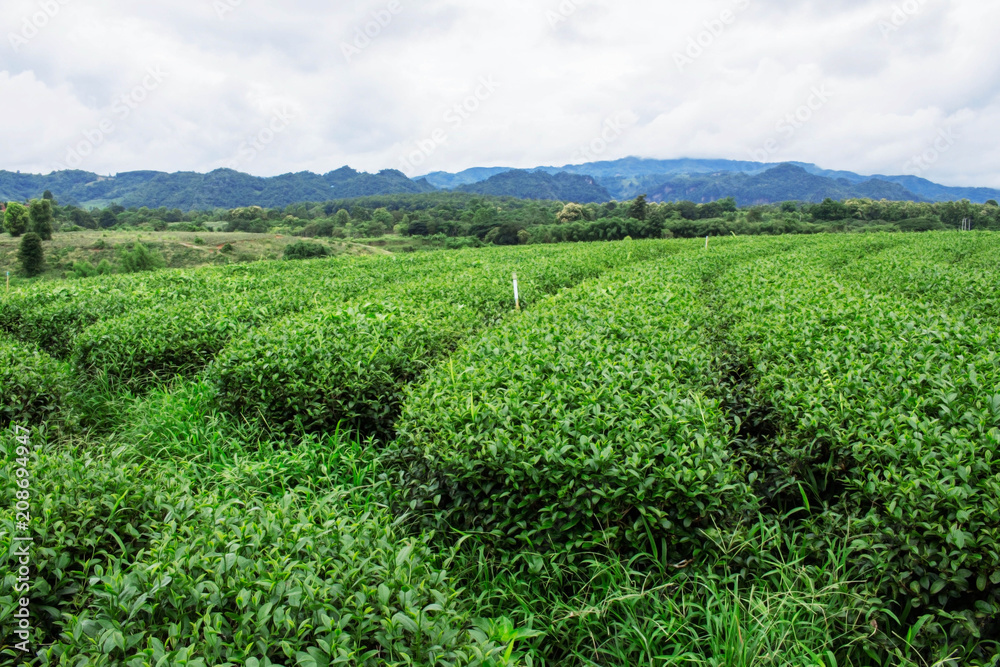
[1,0,998,187]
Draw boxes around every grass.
[0,230,371,283]
[443,514,889,667]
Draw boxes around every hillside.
[645,164,926,206]
[423,157,1000,203]
[0,167,436,210]
[454,170,611,203]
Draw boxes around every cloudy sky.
[1,0,997,187]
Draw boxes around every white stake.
[705,236,710,249]
[513,272,520,311]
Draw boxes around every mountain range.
[422,157,1000,204]
[0,167,435,210]
[1,157,998,210]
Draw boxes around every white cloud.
[0,0,997,187]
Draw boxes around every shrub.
[68,260,98,279]
[118,241,165,273]
[897,215,946,232]
[17,232,45,276]
[298,219,335,238]
[225,218,269,233]
[283,240,331,260]
[0,432,517,665]
[387,258,755,561]
[0,337,69,428]
[724,237,1000,656]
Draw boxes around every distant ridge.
[421,157,1000,204]
[455,170,611,203]
[2,156,997,209]
[0,167,435,210]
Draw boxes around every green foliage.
[17,232,45,276]
[812,197,851,221]
[4,201,30,236]
[70,208,98,229]
[896,215,946,232]
[98,209,118,228]
[627,194,648,221]
[456,170,612,203]
[283,240,331,260]
[5,234,1000,666]
[387,253,754,559]
[0,422,518,665]
[28,199,54,240]
[721,235,1000,659]
[117,241,165,273]
[68,260,99,279]
[0,337,69,427]
[212,244,677,436]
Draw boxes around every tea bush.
[212,243,680,436]
[0,430,519,666]
[723,237,1000,657]
[0,337,69,428]
[386,254,758,559]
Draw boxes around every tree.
[42,190,55,201]
[812,198,850,222]
[28,199,54,240]
[490,222,526,246]
[334,209,350,227]
[675,201,698,220]
[627,195,648,221]
[557,203,586,223]
[70,209,98,229]
[351,206,373,222]
[17,232,45,276]
[986,200,998,208]
[370,208,394,236]
[99,210,118,228]
[4,202,29,236]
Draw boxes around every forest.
[5,190,1000,251]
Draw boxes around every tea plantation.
[2,233,999,666]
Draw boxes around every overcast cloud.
[1,0,997,187]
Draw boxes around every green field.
[0,231,388,285]
[2,233,999,666]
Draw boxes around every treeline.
[5,191,1000,250]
